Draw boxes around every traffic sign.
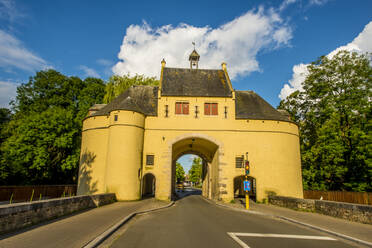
[244,180,251,191]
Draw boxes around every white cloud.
[309,0,329,5]
[279,21,372,100]
[0,0,23,23]
[79,65,100,78]
[279,63,308,100]
[0,80,18,108]
[279,0,298,11]
[0,30,47,72]
[113,8,292,79]
[96,59,113,66]
[328,22,372,58]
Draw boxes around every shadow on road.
[174,187,201,201]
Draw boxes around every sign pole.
[245,152,249,210]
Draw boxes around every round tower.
[104,110,145,200]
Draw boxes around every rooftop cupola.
[189,46,200,69]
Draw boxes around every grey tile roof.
[161,67,232,97]
[92,85,158,117]
[235,91,290,121]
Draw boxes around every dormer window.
[175,102,189,115]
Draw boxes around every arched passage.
[142,173,156,197]
[233,175,256,201]
[172,136,219,200]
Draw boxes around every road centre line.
[227,232,337,248]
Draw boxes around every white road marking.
[227,233,250,248]
[227,232,337,248]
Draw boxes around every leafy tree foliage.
[176,162,185,183]
[0,70,105,185]
[103,74,159,103]
[0,108,11,143]
[0,108,11,125]
[278,51,372,191]
[189,157,203,185]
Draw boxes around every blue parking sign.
[244,180,251,191]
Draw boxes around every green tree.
[103,74,159,103]
[0,70,105,185]
[189,157,203,186]
[0,108,11,125]
[0,108,11,143]
[176,162,185,183]
[279,50,372,191]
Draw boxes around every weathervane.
[192,41,195,50]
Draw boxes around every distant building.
[77,50,303,202]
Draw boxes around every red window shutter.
[212,103,218,115]
[204,103,210,115]
[175,103,181,114]
[183,103,189,114]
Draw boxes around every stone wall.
[269,195,372,224]
[0,193,116,234]
[315,200,372,224]
[269,195,315,211]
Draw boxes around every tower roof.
[92,85,158,117]
[189,49,200,61]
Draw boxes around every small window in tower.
[175,102,189,115]
[165,105,169,117]
[146,155,154,166]
[204,103,218,115]
[235,156,244,168]
[114,115,118,121]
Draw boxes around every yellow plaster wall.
[77,116,109,195]
[105,111,145,200]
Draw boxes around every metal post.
[245,152,249,210]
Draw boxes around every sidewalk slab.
[0,198,168,248]
[217,199,372,245]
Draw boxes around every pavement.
[215,197,372,246]
[0,198,169,248]
[109,189,366,248]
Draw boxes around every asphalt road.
[110,189,354,248]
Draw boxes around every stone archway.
[171,135,221,200]
[142,173,156,197]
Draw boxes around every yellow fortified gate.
[77,50,303,202]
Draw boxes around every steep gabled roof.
[161,67,232,97]
[235,91,290,121]
[92,85,158,116]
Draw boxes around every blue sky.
[1,0,372,109]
